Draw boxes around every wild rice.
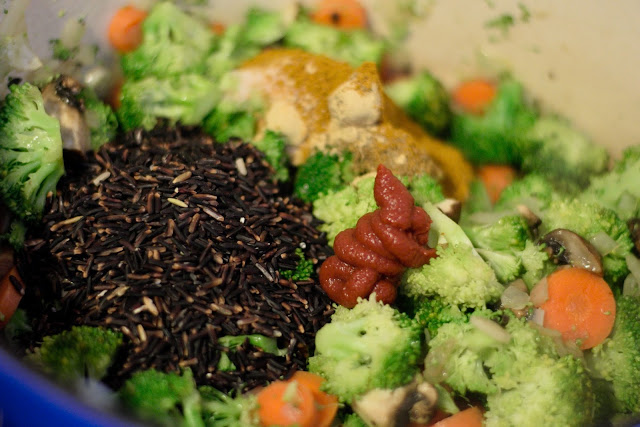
[19,126,334,392]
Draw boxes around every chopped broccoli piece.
[284,16,386,67]
[411,297,471,339]
[581,145,640,221]
[494,173,559,216]
[280,248,314,281]
[0,82,65,223]
[204,109,255,143]
[519,240,554,290]
[77,87,118,151]
[218,334,287,357]
[342,412,368,427]
[308,295,424,403]
[116,75,219,131]
[401,202,503,308]
[462,213,533,283]
[252,130,290,181]
[450,78,537,165]
[384,70,452,136]
[587,295,640,413]
[539,198,634,286]
[0,218,27,249]
[2,308,31,350]
[120,2,214,80]
[406,174,446,207]
[294,150,355,203]
[119,368,204,427]
[49,38,76,61]
[460,179,493,218]
[26,326,123,382]
[426,317,596,426]
[403,243,503,308]
[199,386,259,427]
[240,8,289,46]
[518,116,609,193]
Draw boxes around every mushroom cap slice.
[540,228,603,275]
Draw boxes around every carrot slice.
[107,5,148,53]
[431,406,484,427]
[311,0,368,30]
[452,79,497,115]
[0,266,25,329]
[256,379,319,427]
[210,21,226,35]
[538,267,616,350]
[477,164,517,204]
[289,371,338,427]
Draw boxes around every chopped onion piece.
[623,273,640,297]
[589,231,619,256]
[470,315,511,343]
[60,17,86,49]
[530,308,545,326]
[529,277,549,306]
[501,284,530,310]
[508,279,528,293]
[625,254,640,282]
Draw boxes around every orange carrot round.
[477,164,517,204]
[256,379,319,427]
[289,371,338,427]
[210,21,226,35]
[311,0,368,30]
[452,79,497,115]
[107,5,148,53]
[431,406,484,427]
[0,266,25,329]
[538,267,616,350]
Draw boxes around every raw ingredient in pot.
[20,126,333,392]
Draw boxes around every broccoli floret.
[0,82,65,222]
[26,326,123,382]
[581,145,640,222]
[426,316,596,426]
[283,16,386,67]
[518,116,609,193]
[120,2,214,80]
[494,173,559,215]
[519,240,554,290]
[219,334,287,357]
[411,297,471,339]
[204,9,289,80]
[120,368,204,427]
[308,295,424,403]
[462,213,533,283]
[401,202,503,308]
[279,248,314,281]
[342,412,368,427]
[540,198,634,286]
[204,109,255,143]
[312,174,445,245]
[587,295,640,413]
[116,75,219,131]
[450,78,537,165]
[460,180,493,218]
[294,150,355,203]
[384,70,452,136]
[403,243,503,308]
[312,175,378,246]
[252,130,290,182]
[199,386,259,427]
[0,218,27,250]
[77,87,118,151]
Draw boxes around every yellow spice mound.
[238,48,473,200]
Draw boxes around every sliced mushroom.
[539,228,603,275]
[352,379,438,427]
[41,75,91,154]
[436,198,462,223]
[628,218,640,255]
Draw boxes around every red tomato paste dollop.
[319,164,437,308]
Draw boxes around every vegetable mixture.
[1,1,640,426]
